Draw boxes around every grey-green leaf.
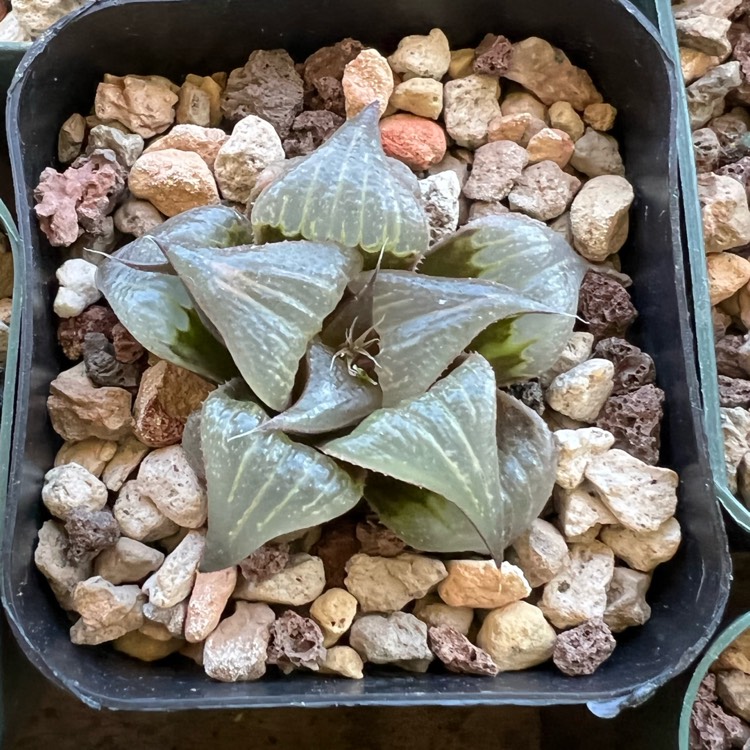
[200,381,363,571]
[251,103,430,263]
[166,240,362,412]
[419,213,587,381]
[96,206,252,383]
[258,339,382,435]
[373,271,554,406]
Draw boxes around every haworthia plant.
[373,271,554,406]
[96,206,252,383]
[251,103,430,264]
[166,240,362,412]
[200,381,363,571]
[419,214,587,381]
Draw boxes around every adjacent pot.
[1,0,731,713]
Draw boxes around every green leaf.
[200,381,363,571]
[258,339,382,435]
[251,103,430,263]
[96,206,253,383]
[373,271,554,406]
[166,240,362,412]
[419,214,587,381]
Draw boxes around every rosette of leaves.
[96,104,586,570]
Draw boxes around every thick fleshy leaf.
[419,214,587,381]
[96,206,253,382]
[166,241,362,412]
[365,475,488,554]
[200,381,363,571]
[258,340,382,435]
[251,104,429,263]
[373,271,554,406]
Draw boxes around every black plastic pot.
[1,0,732,714]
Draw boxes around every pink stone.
[185,567,238,643]
[380,114,447,171]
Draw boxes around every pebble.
[64,508,120,563]
[508,519,571,588]
[58,113,86,164]
[390,77,444,119]
[55,437,118,478]
[342,49,395,119]
[214,114,285,204]
[133,361,215,448]
[143,600,187,639]
[583,103,617,132]
[539,541,615,629]
[604,567,652,632]
[235,553,326,606]
[35,520,93,610]
[419,171,461,244]
[87,124,144,169]
[449,49,475,79]
[113,480,179,542]
[113,631,182,662]
[57,306,117,360]
[129,148,220,217]
[570,175,635,261]
[41,463,108,521]
[675,13,732,57]
[717,670,750,722]
[693,127,722,172]
[437,559,531,609]
[553,428,616,490]
[700,172,750,254]
[507,160,580,221]
[726,373,750,408]
[221,50,303,138]
[554,481,618,540]
[185,567,238,643]
[476,602,557,671]
[310,588,359,647]
[592,338,656,394]
[539,332,595,387]
[302,38,364,116]
[488,112,546,147]
[552,618,616,676]
[584,449,679,532]
[95,537,165,585]
[578,271,638,340]
[283,110,344,157]
[184,74,223,127]
[113,198,164,238]
[137,446,207,528]
[545,359,615,423]
[691,674,750,750]
[723,406,750,493]
[142,529,206,608]
[143,124,229,171]
[95,74,178,138]
[344,553,448,612]
[411,596,473,636]
[53,259,101,319]
[463,140,529,201]
[203,602,275,682]
[102,437,150,492]
[549,101,585,142]
[175,81,211,127]
[473,33,513,78]
[469,201,509,220]
[379,114,447,171]
[716,630,750,673]
[318,646,365,679]
[569,128,626,177]
[428,625,499,676]
[504,37,602,110]
[680,46,721,85]
[526,127,575,168]
[600,518,682,572]
[709,252,750,303]
[83,332,139,389]
[239,544,290,584]
[501,91,549,122]
[687,61,742,128]
[387,28,451,80]
[267,610,326,674]
[70,576,145,645]
[443,75,502,148]
[349,612,434,673]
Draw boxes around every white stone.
[687,61,742,129]
[553,427,616,489]
[113,480,179,542]
[584,449,679,532]
[554,481,618,539]
[387,28,451,80]
[443,75,502,149]
[214,115,285,204]
[545,359,615,423]
[698,172,750,254]
[675,13,732,58]
[142,529,205,608]
[539,541,615,629]
[102,437,150,492]
[349,612,433,672]
[539,332,595,387]
[508,518,570,588]
[419,171,461,244]
[569,128,625,178]
[234,553,326,606]
[600,518,682,572]
[53,259,101,319]
[95,537,165,584]
[13,0,84,38]
[41,463,108,520]
[70,576,145,645]
[604,567,652,633]
[0,11,32,42]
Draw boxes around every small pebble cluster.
[32,29,681,682]
[690,630,750,750]
[675,0,750,502]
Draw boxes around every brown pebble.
[267,610,326,674]
[312,519,360,589]
[355,519,406,557]
[83,332,140,388]
[428,625,499,676]
[65,508,120,564]
[239,544,290,584]
[592,337,655,394]
[552,617,616,676]
[57,306,118,360]
[577,271,637,341]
